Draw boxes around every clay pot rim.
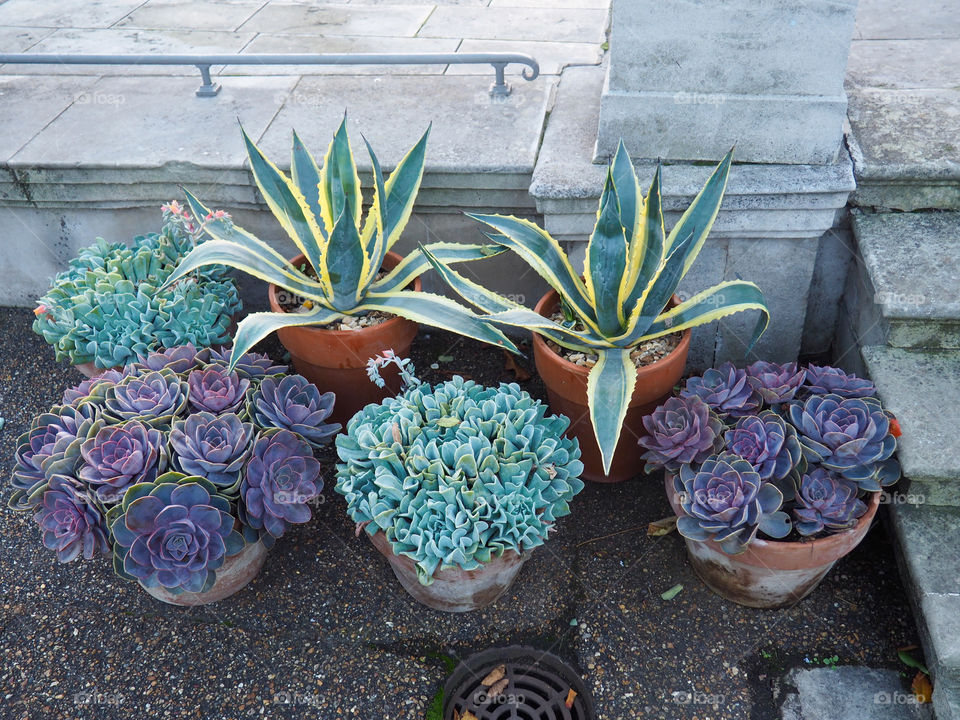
[266,251,421,339]
[368,529,530,580]
[531,288,692,380]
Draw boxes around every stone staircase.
[842,209,960,720]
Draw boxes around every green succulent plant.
[424,143,770,474]
[161,117,518,368]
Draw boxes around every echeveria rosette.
[674,452,791,554]
[34,474,110,563]
[792,467,868,536]
[639,395,724,473]
[238,429,322,548]
[206,347,287,380]
[723,411,803,482]
[169,412,253,496]
[681,362,762,418]
[102,369,188,428]
[78,420,168,503]
[108,472,244,595]
[61,369,126,406]
[134,343,210,374]
[745,361,806,405]
[335,376,584,585]
[187,366,250,416]
[786,394,900,492]
[248,375,339,448]
[803,365,876,399]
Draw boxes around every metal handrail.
[0,52,540,97]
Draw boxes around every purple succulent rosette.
[802,364,876,399]
[745,360,806,404]
[206,347,287,380]
[187,366,250,416]
[102,369,188,428]
[239,429,322,547]
[787,394,899,491]
[681,362,762,418]
[792,467,868,536]
[638,395,723,473]
[723,410,803,482]
[78,420,167,503]
[248,375,340,449]
[109,472,244,594]
[34,474,110,562]
[674,452,791,554]
[134,343,210,374]
[168,412,253,496]
[61,369,126,406]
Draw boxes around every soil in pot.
[532,289,691,484]
[367,531,531,613]
[267,251,420,427]
[140,540,267,606]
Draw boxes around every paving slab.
[0,0,145,28]
[854,0,960,40]
[0,25,54,52]
[237,3,433,37]
[781,667,932,720]
[490,0,610,7]
[418,6,609,43]
[113,0,264,32]
[447,38,603,75]
[847,39,960,90]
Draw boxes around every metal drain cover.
[443,646,595,720]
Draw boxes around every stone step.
[851,212,960,349]
[888,501,960,720]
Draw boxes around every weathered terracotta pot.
[665,475,880,608]
[267,251,420,427]
[532,289,691,483]
[140,540,267,606]
[368,531,531,613]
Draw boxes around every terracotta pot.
[665,474,880,608]
[140,540,267,606]
[267,251,420,427]
[74,361,121,379]
[531,289,691,484]
[367,530,531,613]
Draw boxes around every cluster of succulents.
[32,202,243,370]
[10,344,336,595]
[642,361,899,550]
[335,356,585,585]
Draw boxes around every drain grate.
[443,646,595,720]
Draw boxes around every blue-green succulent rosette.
[335,373,585,585]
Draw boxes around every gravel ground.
[0,307,921,720]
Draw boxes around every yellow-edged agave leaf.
[361,135,388,283]
[290,130,326,240]
[466,214,602,334]
[240,127,325,276]
[229,306,342,371]
[323,199,367,311]
[379,124,430,252]
[584,173,629,334]
[587,347,638,475]
[619,163,665,319]
[319,117,362,236]
[362,290,519,354]
[610,140,642,240]
[374,243,507,294]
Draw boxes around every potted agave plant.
[162,118,517,425]
[33,202,242,377]
[641,361,900,608]
[335,353,585,612]
[9,344,335,605]
[425,142,769,482]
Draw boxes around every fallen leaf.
[354,520,371,538]
[912,670,933,703]
[647,516,678,537]
[898,650,930,675]
[438,355,455,363]
[453,710,460,720]
[889,416,902,438]
[542,463,558,479]
[436,417,461,428]
[565,689,577,708]
[481,664,505,687]
[661,583,683,601]
[391,423,402,444]
[487,677,509,697]
[461,711,479,720]
[503,351,532,381]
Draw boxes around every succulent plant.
[248,375,339,448]
[205,347,287,381]
[745,360,806,404]
[187,366,250,416]
[674,452,791,554]
[239,429,322,547]
[34,474,110,562]
[61,369,127,406]
[169,412,253,495]
[681,362,762,417]
[108,472,244,594]
[426,143,769,474]
[792,467,868,536]
[802,364,876,399]
[638,395,724,473]
[32,205,241,370]
[336,372,584,584]
[723,411,803,482]
[78,420,168,503]
[786,394,899,491]
[102,369,189,428]
[134,343,210,374]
